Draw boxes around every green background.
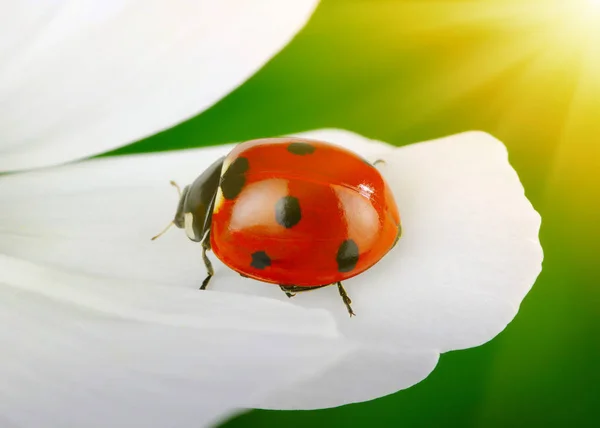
[109,1,599,426]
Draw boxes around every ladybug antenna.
[151,221,175,241]
[169,180,182,196]
[151,180,183,241]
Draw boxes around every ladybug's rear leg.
[336,282,355,317]
[278,284,355,317]
[199,231,214,290]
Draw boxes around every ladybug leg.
[279,284,355,316]
[336,282,355,317]
[373,159,386,167]
[199,231,214,290]
[279,284,330,298]
[279,285,296,298]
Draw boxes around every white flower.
[0,0,318,172]
[0,2,543,428]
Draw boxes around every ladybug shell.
[210,137,401,287]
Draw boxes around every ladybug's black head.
[152,156,224,243]
[174,156,225,242]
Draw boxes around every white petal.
[258,349,439,409]
[270,131,541,352]
[0,0,319,172]
[0,130,543,411]
[0,254,353,427]
[255,131,542,409]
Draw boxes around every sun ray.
[485,0,600,161]
[352,24,553,133]
[546,14,600,201]
[335,1,562,36]
[341,0,600,137]
[486,47,583,193]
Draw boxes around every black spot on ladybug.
[250,251,271,270]
[287,142,316,155]
[220,157,249,200]
[275,196,302,228]
[336,239,359,272]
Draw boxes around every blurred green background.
[110,0,599,426]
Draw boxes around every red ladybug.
[153,137,401,316]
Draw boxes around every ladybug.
[152,137,401,316]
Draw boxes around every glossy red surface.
[210,137,401,287]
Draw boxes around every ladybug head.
[152,156,224,243]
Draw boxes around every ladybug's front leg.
[199,230,214,290]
